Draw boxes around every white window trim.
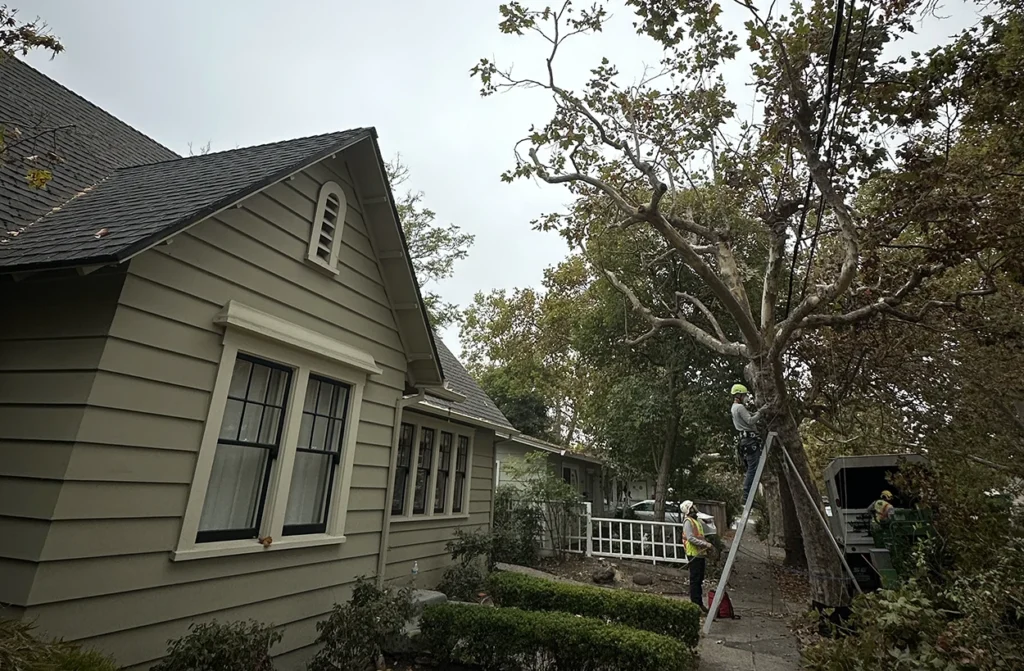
[306,180,347,274]
[390,414,475,522]
[173,303,373,561]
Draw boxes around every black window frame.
[391,423,415,515]
[197,354,292,544]
[412,427,436,515]
[282,374,352,537]
[453,435,469,514]
[434,431,453,513]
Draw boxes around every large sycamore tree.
[472,0,1022,604]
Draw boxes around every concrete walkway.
[698,537,802,671]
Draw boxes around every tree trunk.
[762,466,784,546]
[777,463,807,569]
[750,361,849,606]
[653,368,678,522]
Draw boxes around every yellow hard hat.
[731,384,749,395]
[881,490,893,501]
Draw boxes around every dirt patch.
[536,554,693,597]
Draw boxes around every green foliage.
[151,620,279,671]
[0,618,118,671]
[502,453,583,557]
[492,487,543,566]
[385,157,474,328]
[485,570,701,647]
[420,602,698,671]
[0,6,63,58]
[438,529,491,601]
[307,577,414,671]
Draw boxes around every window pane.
[267,369,288,406]
[239,404,264,443]
[391,470,408,515]
[418,429,435,470]
[332,387,349,419]
[199,443,269,534]
[304,378,320,411]
[258,408,281,444]
[413,470,429,513]
[247,364,270,402]
[434,472,449,513]
[220,399,244,440]
[284,451,332,529]
[316,383,335,416]
[228,358,252,398]
[311,417,328,450]
[298,413,314,448]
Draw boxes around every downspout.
[376,389,426,586]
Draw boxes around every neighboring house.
[0,58,512,669]
[495,433,607,515]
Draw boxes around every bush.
[151,620,280,671]
[421,603,698,671]
[492,487,543,566]
[485,570,700,647]
[438,529,490,601]
[1,618,118,671]
[307,576,414,671]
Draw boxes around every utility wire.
[783,0,847,318]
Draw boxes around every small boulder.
[592,567,617,584]
[632,572,656,586]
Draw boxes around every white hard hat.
[680,500,694,515]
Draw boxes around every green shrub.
[492,487,543,566]
[438,528,490,601]
[485,570,701,647]
[1,618,119,671]
[307,576,414,671]
[151,620,280,671]
[421,603,697,671]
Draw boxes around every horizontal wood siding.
[0,270,124,606]
[18,157,409,669]
[385,423,495,586]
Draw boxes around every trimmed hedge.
[485,570,701,647]
[420,603,698,671]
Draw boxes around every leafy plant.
[307,577,414,671]
[501,453,583,557]
[151,620,280,671]
[485,570,701,647]
[421,603,698,671]
[492,487,543,566]
[438,529,491,601]
[0,618,118,671]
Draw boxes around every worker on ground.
[731,384,767,502]
[682,500,714,614]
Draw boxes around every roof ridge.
[122,127,376,169]
[10,57,179,162]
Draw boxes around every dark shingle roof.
[0,129,371,271]
[425,339,514,430]
[0,57,179,232]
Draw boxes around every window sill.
[305,256,340,276]
[390,513,471,524]
[171,533,346,562]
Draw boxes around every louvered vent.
[309,181,347,269]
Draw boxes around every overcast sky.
[17,0,978,358]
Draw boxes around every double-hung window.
[412,428,435,515]
[197,356,291,542]
[453,435,469,514]
[284,376,350,536]
[391,423,415,515]
[434,432,453,513]
[174,301,378,561]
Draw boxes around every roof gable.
[0,129,370,270]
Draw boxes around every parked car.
[629,499,718,536]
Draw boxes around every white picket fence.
[522,501,692,565]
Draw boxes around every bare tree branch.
[677,291,729,342]
[603,268,746,357]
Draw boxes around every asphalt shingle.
[0,57,178,233]
[0,129,371,270]
[426,338,514,430]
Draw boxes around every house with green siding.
[0,58,513,669]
